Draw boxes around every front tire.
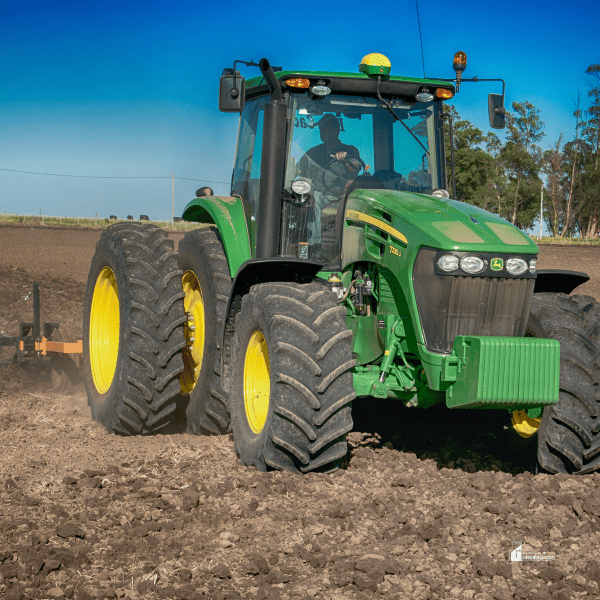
[507,292,600,473]
[83,223,187,435]
[229,282,355,473]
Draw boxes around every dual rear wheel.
[84,224,354,474]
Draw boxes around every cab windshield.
[285,94,439,194]
[281,93,440,267]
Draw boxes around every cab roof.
[245,70,455,100]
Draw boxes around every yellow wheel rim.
[180,270,205,394]
[511,410,542,438]
[244,330,270,434]
[90,266,120,394]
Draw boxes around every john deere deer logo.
[491,258,504,271]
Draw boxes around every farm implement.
[0,282,82,391]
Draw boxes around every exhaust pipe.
[256,58,286,259]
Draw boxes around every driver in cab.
[297,114,365,251]
[297,113,364,194]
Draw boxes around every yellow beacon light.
[359,53,391,78]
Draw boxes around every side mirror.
[219,68,245,113]
[488,93,506,129]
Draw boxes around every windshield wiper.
[375,77,429,156]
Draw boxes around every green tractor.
[83,52,598,475]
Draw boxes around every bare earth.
[2,224,600,600]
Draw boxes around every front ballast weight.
[0,282,83,390]
[351,315,561,412]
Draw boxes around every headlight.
[437,254,459,271]
[291,180,311,196]
[460,255,486,274]
[506,258,528,276]
[529,258,537,274]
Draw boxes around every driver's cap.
[315,114,340,129]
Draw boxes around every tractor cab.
[222,55,454,269]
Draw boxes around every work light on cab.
[311,85,331,96]
[291,180,311,202]
[431,188,450,199]
[416,87,434,102]
[359,53,391,78]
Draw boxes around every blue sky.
[1,0,599,234]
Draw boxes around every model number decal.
[345,209,408,246]
[389,246,400,256]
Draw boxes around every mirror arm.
[231,59,260,100]
[436,76,506,110]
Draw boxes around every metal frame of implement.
[0,282,82,365]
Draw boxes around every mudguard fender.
[533,269,590,295]
[182,196,252,277]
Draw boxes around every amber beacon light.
[453,51,467,90]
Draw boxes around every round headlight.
[460,255,486,274]
[437,254,459,271]
[431,188,450,199]
[506,258,528,276]
[291,180,312,196]
[529,258,537,274]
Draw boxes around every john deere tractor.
[83,53,599,475]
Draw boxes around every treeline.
[444,64,600,238]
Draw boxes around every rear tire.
[83,223,187,435]
[229,282,355,473]
[508,292,600,473]
[178,227,231,435]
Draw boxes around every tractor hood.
[345,189,539,254]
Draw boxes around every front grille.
[413,248,535,354]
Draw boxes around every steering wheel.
[327,156,363,178]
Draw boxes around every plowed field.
[2,224,600,600]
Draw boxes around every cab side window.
[231,97,268,218]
